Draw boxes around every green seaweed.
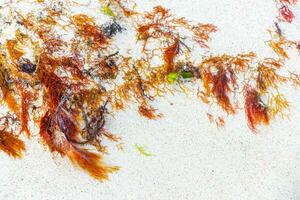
[134,144,154,157]
[101,5,116,18]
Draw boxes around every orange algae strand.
[136,5,216,50]
[163,37,179,73]
[71,14,108,48]
[138,104,162,120]
[6,40,24,62]
[68,146,119,181]
[113,0,137,17]
[256,59,286,92]
[268,36,290,58]
[192,24,218,48]
[20,90,31,137]
[0,130,25,158]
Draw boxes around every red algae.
[211,68,236,114]
[276,0,297,23]
[279,6,295,23]
[244,87,269,132]
[199,54,254,114]
[280,0,297,4]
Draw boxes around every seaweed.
[244,86,269,132]
[71,14,108,49]
[199,54,253,114]
[134,144,154,157]
[0,129,25,158]
[0,0,299,181]
[279,5,295,23]
[164,37,180,73]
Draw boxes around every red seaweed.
[244,86,269,132]
[278,5,295,23]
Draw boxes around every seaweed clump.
[0,0,299,181]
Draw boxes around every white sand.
[0,0,299,199]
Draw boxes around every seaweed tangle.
[0,0,299,181]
